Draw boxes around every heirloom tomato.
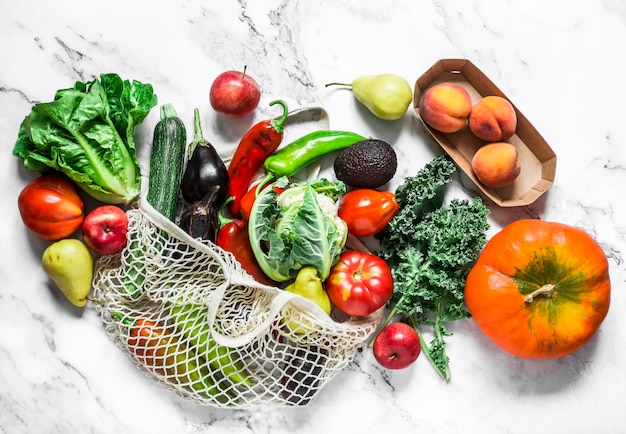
[18,175,84,240]
[338,189,398,237]
[326,251,393,317]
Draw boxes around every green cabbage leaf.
[248,177,347,282]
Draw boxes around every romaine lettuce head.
[248,177,347,282]
[12,73,157,204]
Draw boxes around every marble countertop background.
[1,1,625,433]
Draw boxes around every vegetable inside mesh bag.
[91,199,383,408]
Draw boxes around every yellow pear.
[326,74,413,120]
[42,239,93,307]
[284,266,331,334]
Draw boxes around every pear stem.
[87,297,104,306]
[325,82,353,88]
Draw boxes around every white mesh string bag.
[90,106,384,408]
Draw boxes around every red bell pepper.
[227,100,288,217]
[18,175,84,240]
[338,189,398,237]
[217,202,275,286]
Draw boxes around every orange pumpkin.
[465,219,611,359]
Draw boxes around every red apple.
[81,205,129,255]
[373,322,421,370]
[209,66,261,117]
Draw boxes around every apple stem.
[241,65,248,80]
[324,82,353,88]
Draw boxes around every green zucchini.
[147,104,187,221]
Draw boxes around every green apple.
[42,239,93,307]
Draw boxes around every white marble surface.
[2,1,626,433]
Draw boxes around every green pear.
[284,266,331,334]
[326,74,413,120]
[42,239,93,307]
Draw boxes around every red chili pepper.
[227,100,289,217]
[217,202,275,286]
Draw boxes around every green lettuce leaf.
[12,73,157,204]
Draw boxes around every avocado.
[333,139,397,188]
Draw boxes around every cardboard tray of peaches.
[413,58,557,207]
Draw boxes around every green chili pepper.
[256,130,367,191]
[169,303,253,388]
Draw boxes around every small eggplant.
[181,108,229,205]
[179,189,220,242]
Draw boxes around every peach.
[468,96,517,142]
[471,142,521,188]
[419,82,472,133]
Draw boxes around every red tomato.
[338,189,398,237]
[326,251,394,317]
[18,175,84,240]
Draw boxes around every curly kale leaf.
[385,197,489,321]
[377,155,456,265]
[374,156,490,380]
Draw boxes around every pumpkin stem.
[524,284,556,303]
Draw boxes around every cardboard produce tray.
[414,58,557,207]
